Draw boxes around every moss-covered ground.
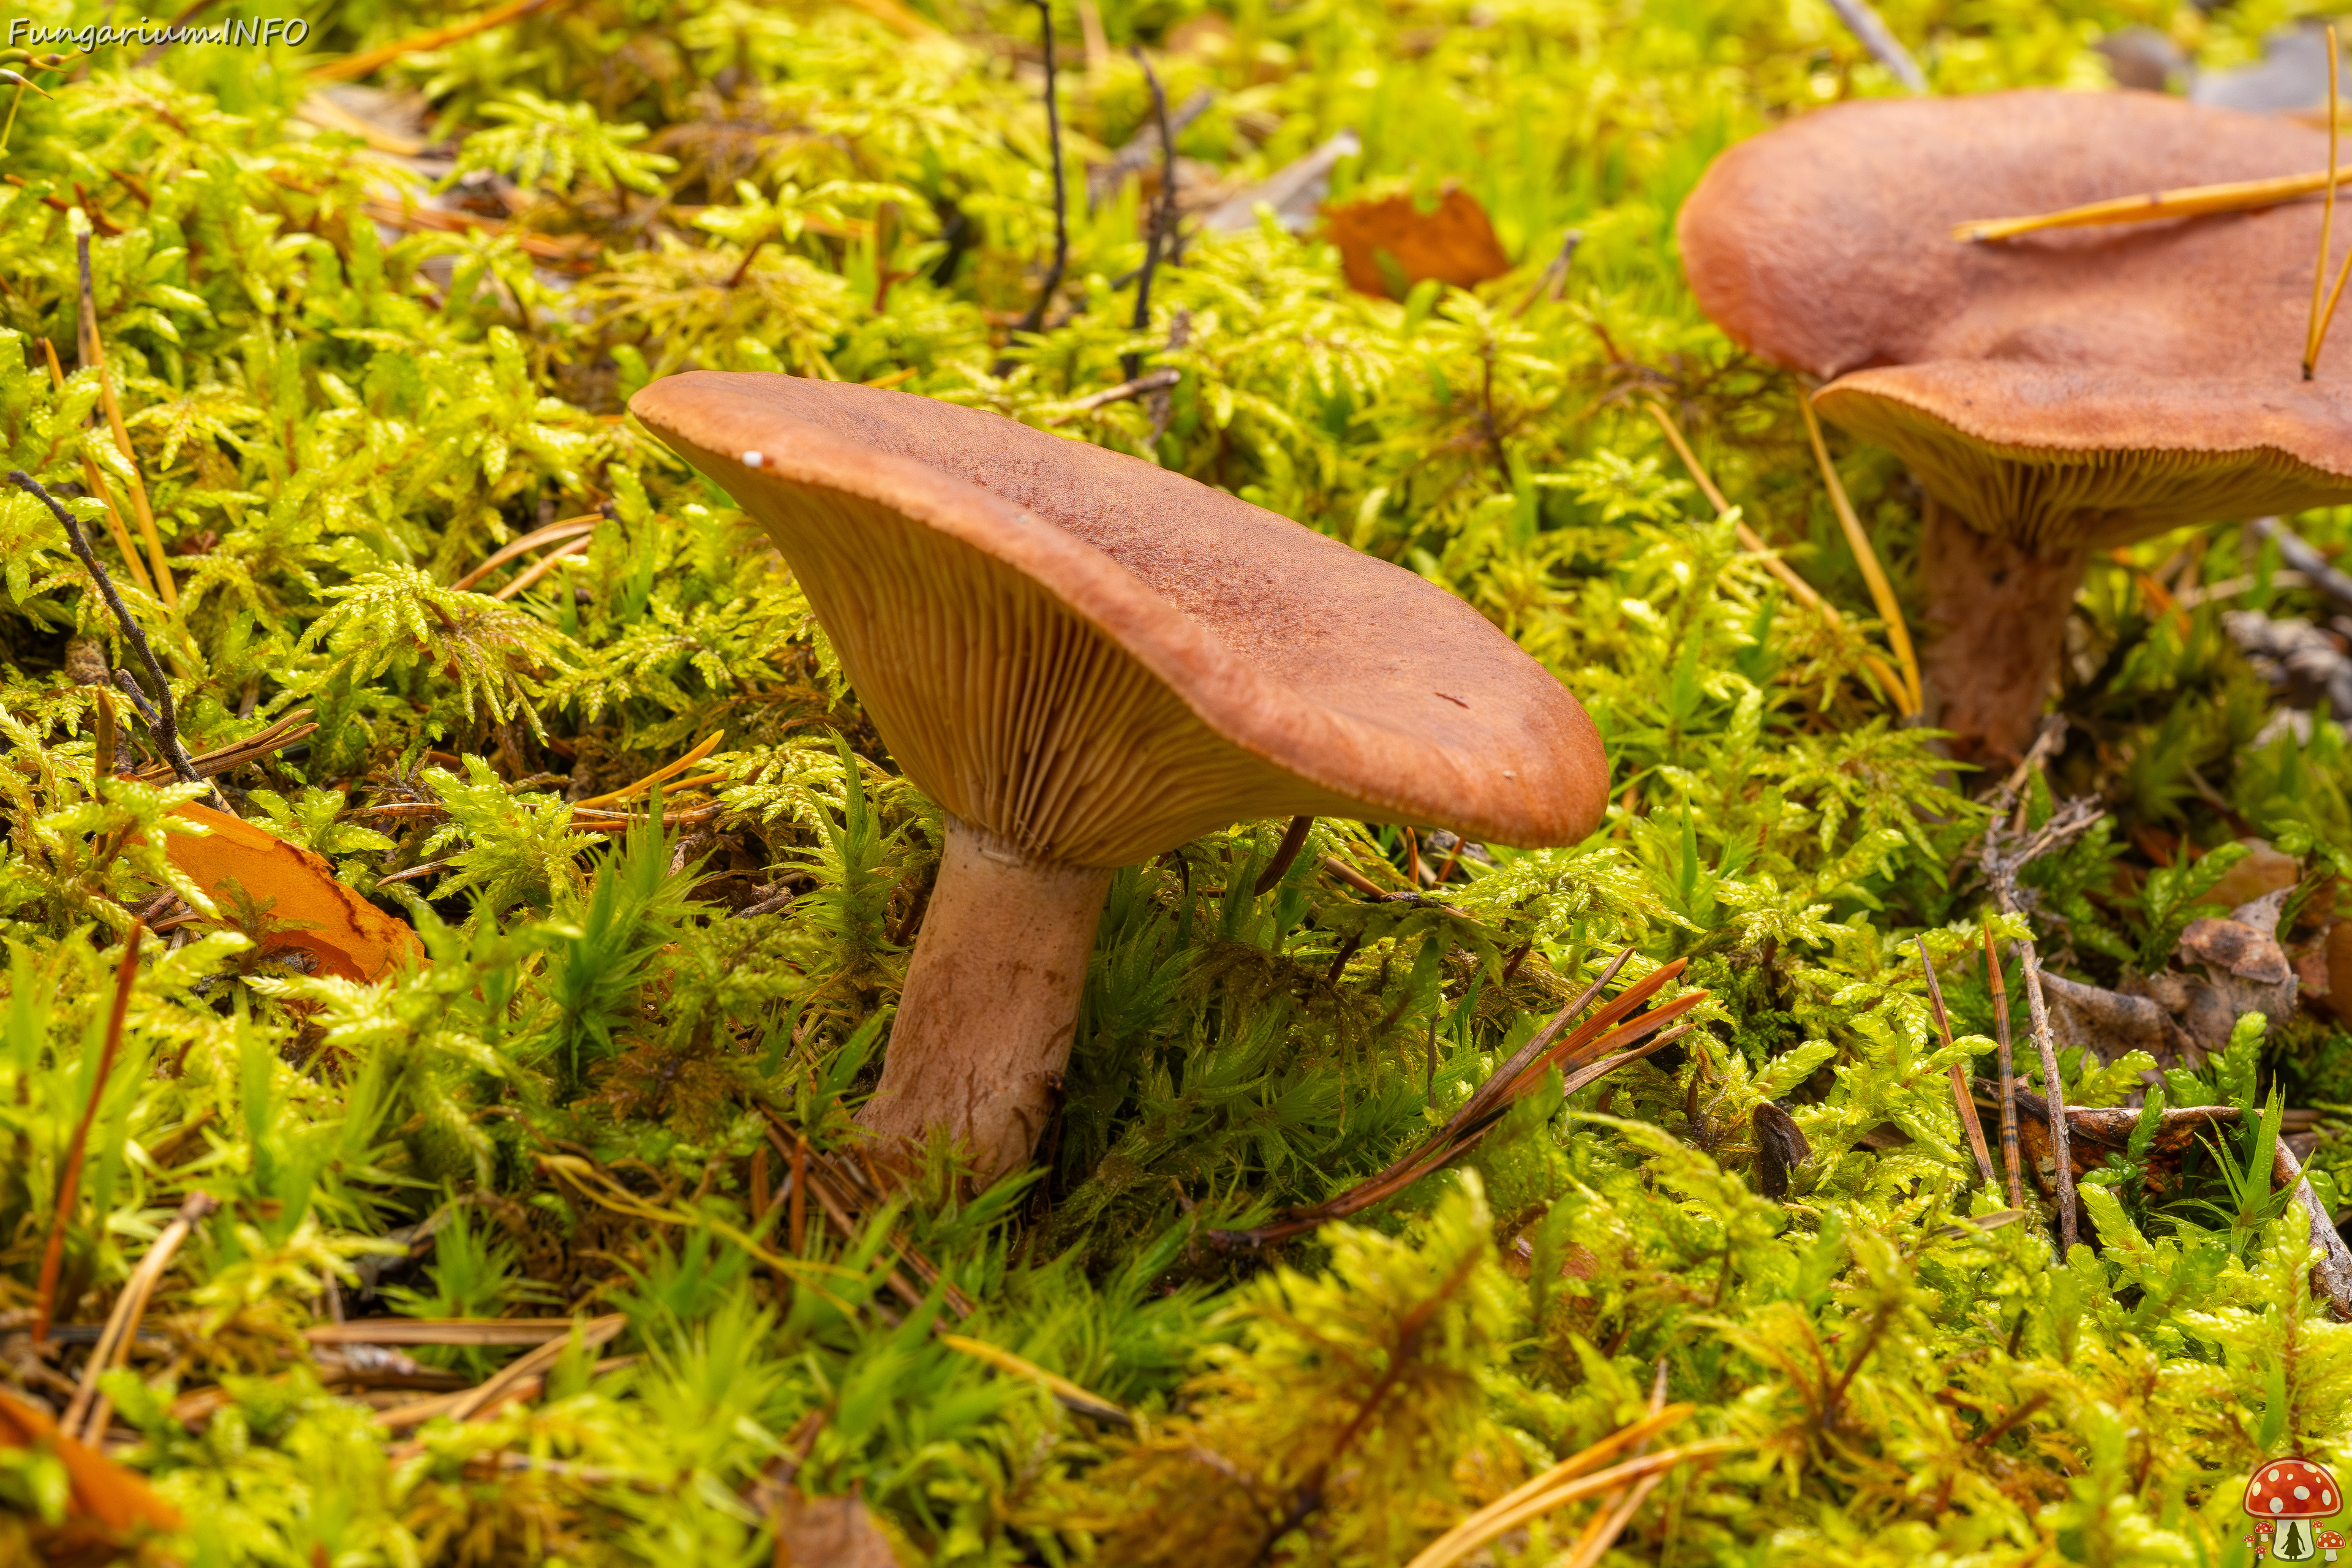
[4,0,2352,1561]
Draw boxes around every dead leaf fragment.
[0,1387,182,1535]
[1321,183,1512,300]
[774,1489,906,1567]
[160,802,423,982]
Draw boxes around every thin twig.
[1005,0,1069,351]
[1252,815,1314,896]
[1122,48,1178,383]
[2252,516,2352,611]
[1983,916,2024,1212]
[1044,368,1181,424]
[10,470,213,799]
[32,924,143,1345]
[1980,794,2107,1255]
[1821,0,1928,92]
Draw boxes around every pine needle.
[1799,395,1923,715]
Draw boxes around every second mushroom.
[632,373,1611,1179]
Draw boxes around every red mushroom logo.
[2245,1458,2344,1561]
[2318,1527,2344,1561]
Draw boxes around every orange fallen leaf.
[160,803,423,982]
[0,1387,182,1535]
[1321,183,1512,300]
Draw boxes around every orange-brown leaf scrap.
[0,1387,182,1535]
[160,803,423,982]
[1321,184,1512,300]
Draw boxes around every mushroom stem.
[1918,499,2087,767]
[859,816,1114,1180]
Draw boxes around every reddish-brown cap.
[628,372,1607,866]
[1678,90,2352,551]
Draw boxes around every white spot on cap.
[2297,1486,2312,1499]
[742,451,764,469]
[2274,1498,2286,1513]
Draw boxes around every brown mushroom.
[628,373,1610,1178]
[1676,89,2352,763]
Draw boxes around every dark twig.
[112,668,162,729]
[1043,368,1180,424]
[10,470,214,801]
[2252,515,2352,612]
[1980,793,2107,1255]
[1001,0,1068,361]
[1121,48,1177,383]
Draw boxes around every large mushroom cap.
[1678,89,2352,551]
[629,372,1607,865]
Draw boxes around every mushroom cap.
[2245,1457,2343,1519]
[629,373,1607,866]
[1677,89,2352,552]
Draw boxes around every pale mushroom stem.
[858,815,1114,1180]
[1918,499,2089,767]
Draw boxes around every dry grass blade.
[1212,956,1704,1246]
[130,707,318,783]
[1403,1403,1697,1568]
[1953,165,2352,244]
[451,514,601,593]
[571,730,726,809]
[1799,396,1922,715]
[1645,398,1912,708]
[308,0,586,82]
[2309,26,2345,380]
[306,1318,603,1347]
[64,1189,216,1442]
[0,1387,182,1534]
[33,924,142,1345]
[494,534,592,600]
[372,1314,625,1429]
[1984,915,2025,1211]
[77,233,175,608]
[1917,935,1997,1187]
[937,1333,1136,1429]
[40,335,156,599]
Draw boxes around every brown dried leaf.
[775,1489,907,1567]
[159,802,423,982]
[1321,184,1512,300]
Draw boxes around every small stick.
[1043,367,1180,424]
[2012,936,2075,1253]
[1008,0,1069,344]
[1918,935,1997,1187]
[2253,515,2352,611]
[10,472,210,796]
[1821,0,1928,93]
[78,232,176,606]
[1799,397,1923,715]
[2309,26,2345,381]
[1121,47,1177,383]
[1983,916,2024,1213]
[32,924,143,1345]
